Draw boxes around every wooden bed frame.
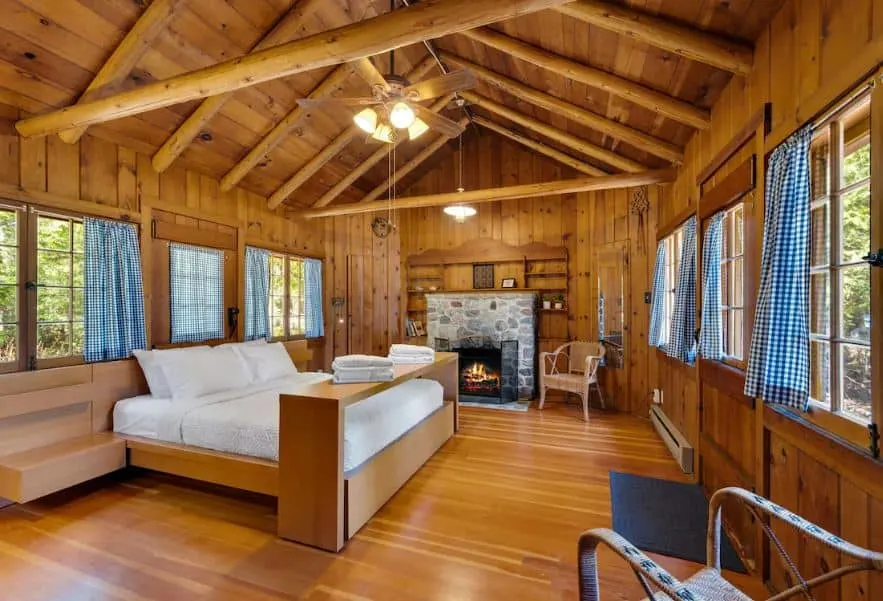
[120,350,459,552]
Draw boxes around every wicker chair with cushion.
[578,486,883,601]
[539,341,605,421]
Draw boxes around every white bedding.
[113,373,444,472]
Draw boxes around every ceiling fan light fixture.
[389,101,416,129]
[443,205,477,222]
[408,117,430,141]
[354,107,378,134]
[371,123,396,144]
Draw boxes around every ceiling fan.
[296,36,475,143]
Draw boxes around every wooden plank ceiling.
[0,0,785,210]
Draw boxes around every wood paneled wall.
[652,0,883,595]
[398,132,660,415]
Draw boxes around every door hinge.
[869,423,880,459]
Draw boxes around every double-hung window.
[720,205,745,362]
[657,226,684,349]
[0,206,20,372]
[807,83,880,449]
[269,253,306,339]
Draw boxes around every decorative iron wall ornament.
[630,186,650,254]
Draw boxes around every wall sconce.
[332,297,346,324]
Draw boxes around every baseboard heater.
[649,405,694,474]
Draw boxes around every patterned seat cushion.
[643,568,752,601]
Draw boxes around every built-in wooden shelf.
[526,272,567,278]
[539,308,568,312]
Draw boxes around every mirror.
[597,243,627,369]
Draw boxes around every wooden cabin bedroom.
[0,0,881,598]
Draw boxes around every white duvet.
[114,373,444,473]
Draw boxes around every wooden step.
[0,433,126,503]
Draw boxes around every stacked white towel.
[388,344,435,365]
[331,354,395,384]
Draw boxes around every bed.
[114,341,459,552]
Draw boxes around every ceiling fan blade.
[405,70,476,100]
[296,97,379,110]
[352,57,391,93]
[413,105,466,138]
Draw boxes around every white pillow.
[218,338,267,349]
[133,346,208,398]
[236,342,297,383]
[161,346,252,400]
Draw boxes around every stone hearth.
[426,292,537,399]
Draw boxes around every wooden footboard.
[277,353,459,552]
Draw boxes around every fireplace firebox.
[458,347,503,402]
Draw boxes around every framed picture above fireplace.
[472,263,495,289]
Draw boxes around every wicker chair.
[578,486,883,601]
[538,341,605,421]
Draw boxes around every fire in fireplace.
[458,347,503,401]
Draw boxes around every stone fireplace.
[425,292,537,400]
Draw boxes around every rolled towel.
[388,354,435,365]
[332,367,395,384]
[389,344,435,357]
[332,354,394,370]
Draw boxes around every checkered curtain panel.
[666,216,697,363]
[698,212,725,360]
[170,243,224,343]
[304,258,324,338]
[745,126,813,409]
[244,246,270,341]
[648,241,667,347]
[83,218,147,362]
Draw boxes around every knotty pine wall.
[655,0,883,596]
[398,133,661,416]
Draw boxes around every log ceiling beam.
[266,58,438,211]
[362,116,470,202]
[15,0,571,138]
[460,92,641,173]
[461,27,710,129]
[151,0,325,173]
[312,93,456,209]
[301,168,677,218]
[441,52,683,163]
[472,116,604,176]
[58,0,187,144]
[555,1,754,75]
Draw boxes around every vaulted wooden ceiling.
[0,0,785,211]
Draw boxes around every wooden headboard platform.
[0,339,311,504]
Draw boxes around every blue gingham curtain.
[304,258,324,338]
[244,246,270,341]
[698,212,725,360]
[170,242,224,343]
[667,217,697,363]
[745,126,813,409]
[648,241,667,347]
[83,217,147,362]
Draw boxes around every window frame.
[719,203,746,367]
[169,242,226,345]
[658,225,685,351]
[804,82,880,451]
[266,250,309,342]
[0,202,24,374]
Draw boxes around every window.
[658,226,684,348]
[170,243,224,343]
[0,206,19,372]
[268,253,306,339]
[807,85,879,444]
[720,205,745,361]
[35,214,84,362]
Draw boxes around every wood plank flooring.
[0,406,765,600]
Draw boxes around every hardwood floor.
[0,406,765,600]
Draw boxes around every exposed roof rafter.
[15,0,572,138]
[441,52,683,163]
[555,1,754,75]
[58,0,188,144]
[150,0,325,173]
[461,27,711,129]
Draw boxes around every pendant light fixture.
[354,107,378,134]
[443,132,476,222]
[389,101,416,129]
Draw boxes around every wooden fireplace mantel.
[407,239,567,267]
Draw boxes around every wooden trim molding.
[152,220,237,250]
[656,204,695,241]
[698,358,754,409]
[698,156,756,220]
[697,104,771,186]
[0,183,141,223]
[409,239,567,267]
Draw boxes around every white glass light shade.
[389,102,416,129]
[408,117,430,140]
[353,107,378,134]
[371,123,395,144]
[443,205,477,221]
